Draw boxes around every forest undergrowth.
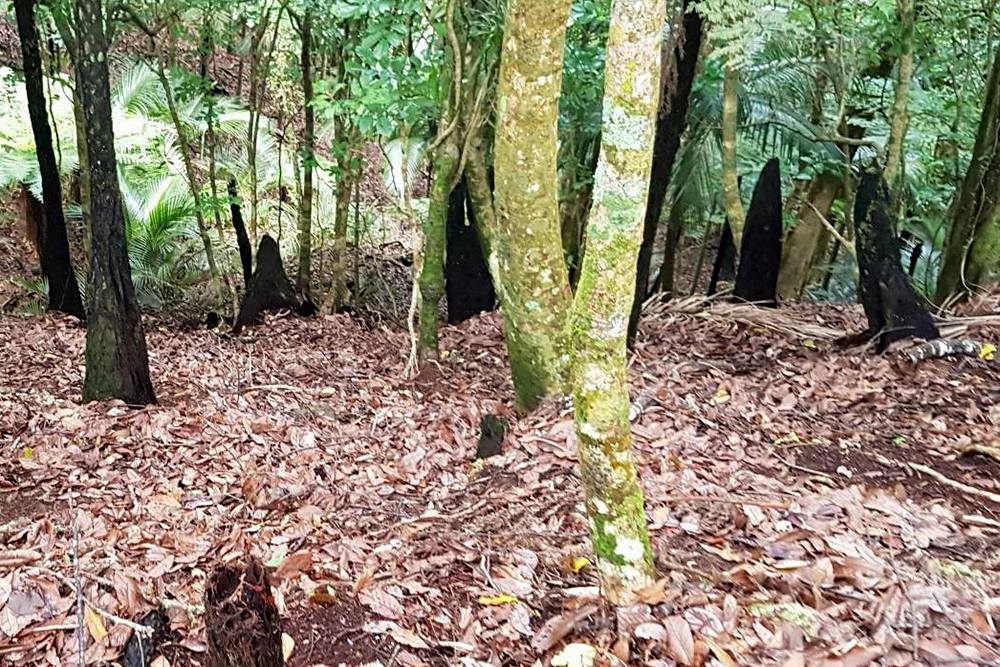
[1,302,999,667]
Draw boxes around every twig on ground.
[907,462,1000,505]
[72,506,85,667]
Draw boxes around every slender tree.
[720,64,745,246]
[76,0,156,404]
[295,8,315,296]
[492,0,575,409]
[13,0,85,319]
[571,0,669,603]
[883,0,916,196]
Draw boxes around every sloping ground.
[0,306,998,667]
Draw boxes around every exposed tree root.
[901,339,996,363]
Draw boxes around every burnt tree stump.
[233,235,299,334]
[476,415,507,459]
[734,158,783,306]
[205,557,283,667]
[446,178,496,323]
[707,222,737,296]
[850,169,939,351]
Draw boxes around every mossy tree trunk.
[721,64,745,246]
[76,0,156,405]
[936,43,1000,302]
[295,9,315,296]
[493,0,575,410]
[570,0,667,605]
[14,0,85,319]
[418,3,462,362]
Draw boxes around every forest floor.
[1,301,1000,667]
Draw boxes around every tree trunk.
[853,169,938,351]
[883,0,916,195]
[776,174,841,299]
[228,179,253,289]
[627,5,702,345]
[570,0,666,605]
[14,0,85,319]
[936,43,1000,302]
[419,135,459,360]
[76,0,156,405]
[295,9,315,296]
[493,0,575,409]
[707,221,736,295]
[156,59,220,284]
[653,201,685,297]
[721,64,746,245]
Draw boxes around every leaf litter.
[0,303,998,667]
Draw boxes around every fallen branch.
[907,462,1000,505]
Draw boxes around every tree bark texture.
[570,0,666,604]
[721,64,746,246]
[883,0,915,194]
[776,174,841,299]
[76,0,156,404]
[493,0,575,409]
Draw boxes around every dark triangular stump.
[446,178,496,323]
[204,557,283,667]
[735,158,783,306]
[232,235,299,334]
[848,169,939,352]
[228,179,253,290]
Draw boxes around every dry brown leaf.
[359,587,405,620]
[664,616,695,666]
[635,622,668,641]
[531,604,598,653]
[273,550,313,580]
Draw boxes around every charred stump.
[850,169,939,351]
[228,179,253,290]
[446,178,496,323]
[205,558,283,667]
[476,414,507,460]
[120,609,168,667]
[734,158,783,306]
[233,235,299,334]
[707,222,737,295]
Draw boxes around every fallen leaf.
[477,594,518,606]
[359,587,405,619]
[664,616,695,666]
[273,550,313,580]
[85,606,108,643]
[281,632,295,661]
[635,622,668,641]
[150,657,171,667]
[531,605,598,653]
[551,643,597,667]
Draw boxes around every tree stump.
[707,221,737,295]
[734,158,783,306]
[205,557,283,667]
[233,235,299,334]
[228,179,253,290]
[446,178,496,323]
[476,415,507,459]
[851,169,939,351]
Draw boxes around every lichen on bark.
[492,0,575,410]
[569,0,668,604]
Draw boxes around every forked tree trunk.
[570,0,667,605]
[14,0,85,319]
[76,0,156,404]
[492,0,575,409]
[627,5,703,345]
